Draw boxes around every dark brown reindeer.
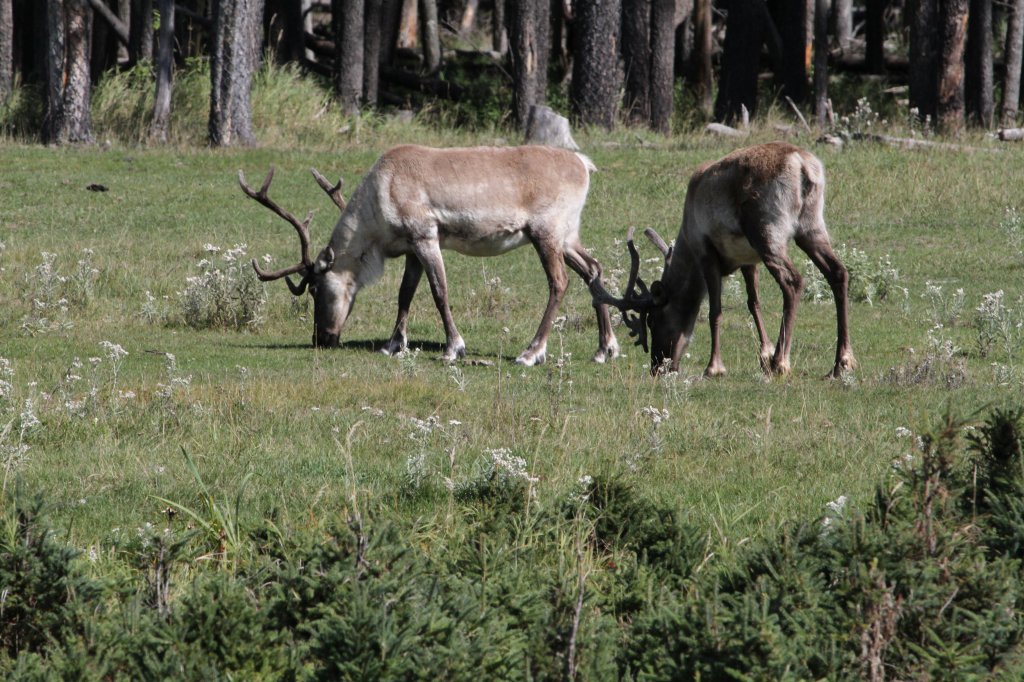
[591,142,855,378]
[240,144,619,365]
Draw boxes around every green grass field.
[2,129,1022,547]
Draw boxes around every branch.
[88,0,129,46]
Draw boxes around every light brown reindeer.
[240,144,619,365]
[591,142,855,378]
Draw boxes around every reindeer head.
[239,167,350,348]
[590,227,681,374]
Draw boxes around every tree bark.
[363,0,381,107]
[333,0,363,115]
[492,0,506,55]
[864,0,887,72]
[209,0,264,147]
[419,0,440,72]
[0,0,12,105]
[1003,0,1024,126]
[570,0,622,129]
[714,0,764,123]
[937,0,968,135]
[813,0,828,127]
[622,0,652,124]
[508,0,549,130]
[908,0,938,122]
[42,0,94,144]
[150,0,174,142]
[129,0,153,64]
[831,0,852,48]
[964,0,993,127]
[649,0,675,133]
[692,0,712,118]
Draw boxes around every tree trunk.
[831,0,852,48]
[208,0,264,147]
[508,0,549,129]
[117,0,129,62]
[43,0,66,143]
[813,0,828,127]
[333,0,363,115]
[714,0,764,123]
[363,0,381,106]
[380,0,403,64]
[129,0,152,64]
[908,0,938,122]
[649,0,675,132]
[150,0,173,142]
[570,0,622,129]
[964,0,993,127]
[419,0,440,72]
[398,0,417,49]
[492,0,507,55]
[1003,0,1024,126]
[937,0,968,135]
[622,0,652,124]
[775,0,808,103]
[692,0,712,118]
[0,0,12,104]
[42,0,94,144]
[864,0,887,72]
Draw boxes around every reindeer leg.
[517,235,569,366]
[564,242,620,363]
[760,252,803,376]
[702,261,727,377]
[410,238,466,362]
[382,254,423,356]
[741,265,775,373]
[796,234,856,378]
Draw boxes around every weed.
[802,244,899,305]
[175,244,267,331]
[884,325,968,388]
[974,290,1024,361]
[922,280,966,327]
[999,207,1024,266]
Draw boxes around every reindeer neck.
[662,242,707,336]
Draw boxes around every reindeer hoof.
[515,348,546,367]
[593,344,620,364]
[381,337,407,356]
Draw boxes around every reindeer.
[590,142,855,378]
[240,144,619,365]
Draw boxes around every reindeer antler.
[589,227,654,351]
[643,227,672,263]
[310,167,346,212]
[239,167,317,294]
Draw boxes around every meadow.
[3,99,1024,676]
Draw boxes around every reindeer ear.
[314,246,335,273]
[650,280,667,307]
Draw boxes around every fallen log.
[998,128,1024,141]
[853,132,1002,153]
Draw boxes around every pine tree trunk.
[692,0,712,118]
[419,0,440,72]
[1003,0,1024,125]
[622,0,652,124]
[334,0,364,115]
[0,0,12,105]
[813,0,828,127]
[209,0,264,147]
[363,0,381,107]
[714,0,763,123]
[908,0,939,122]
[266,0,305,63]
[965,0,993,126]
[649,0,675,133]
[62,0,93,143]
[150,0,174,142]
[937,0,968,136]
[129,0,152,64]
[508,0,549,129]
[492,0,507,54]
[832,0,853,48]
[571,0,622,129]
[42,0,67,143]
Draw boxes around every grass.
[1,128,1022,555]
